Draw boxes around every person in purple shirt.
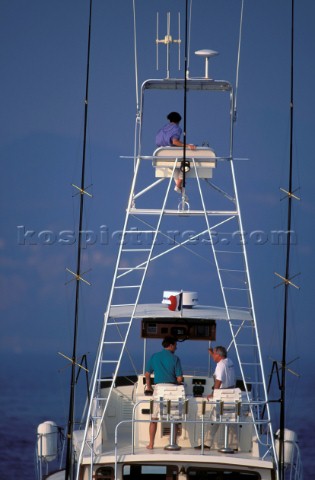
[156,112,196,194]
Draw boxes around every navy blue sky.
[1,0,314,389]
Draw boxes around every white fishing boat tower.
[36,5,302,480]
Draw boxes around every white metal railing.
[111,397,274,478]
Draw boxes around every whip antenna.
[156,12,181,77]
[65,0,93,478]
[278,0,300,477]
[234,0,245,121]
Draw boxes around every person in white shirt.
[207,346,235,399]
[194,346,236,449]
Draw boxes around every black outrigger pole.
[65,1,93,479]
[278,0,296,478]
[180,0,189,197]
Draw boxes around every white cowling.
[37,420,58,461]
[275,428,298,466]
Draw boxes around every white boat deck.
[83,447,274,470]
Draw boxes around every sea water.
[0,352,313,479]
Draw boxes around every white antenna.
[195,49,218,79]
[156,12,181,78]
[177,12,181,71]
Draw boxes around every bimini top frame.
[108,303,253,321]
[138,77,235,162]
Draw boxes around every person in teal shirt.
[145,336,183,449]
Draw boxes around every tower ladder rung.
[223,286,249,291]
[215,249,243,254]
[219,268,245,273]
[125,230,155,234]
[121,248,151,252]
[117,266,146,271]
[114,285,141,289]
[110,303,136,307]
[107,321,132,326]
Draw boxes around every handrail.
[113,397,274,451]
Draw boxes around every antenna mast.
[65,0,93,478]
[156,11,181,78]
[278,0,300,477]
